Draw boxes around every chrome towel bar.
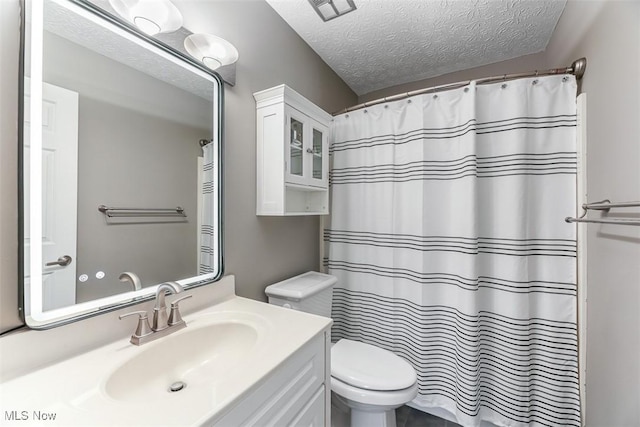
[582,200,640,210]
[565,217,640,226]
[565,199,640,226]
[98,205,187,218]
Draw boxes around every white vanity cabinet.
[209,331,331,426]
[0,282,332,427]
[254,85,332,216]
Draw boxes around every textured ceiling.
[264,0,566,96]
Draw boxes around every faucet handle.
[168,294,192,326]
[119,311,153,342]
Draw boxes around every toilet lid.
[331,339,416,391]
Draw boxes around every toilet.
[265,271,418,427]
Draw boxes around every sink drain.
[168,381,187,393]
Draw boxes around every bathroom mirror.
[19,0,223,328]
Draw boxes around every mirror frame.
[18,0,224,328]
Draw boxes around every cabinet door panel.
[308,120,329,188]
[285,106,308,186]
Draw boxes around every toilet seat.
[331,376,418,407]
[331,339,416,391]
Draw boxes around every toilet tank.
[265,271,337,317]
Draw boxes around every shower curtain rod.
[333,57,587,115]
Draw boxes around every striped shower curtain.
[326,75,580,427]
[199,142,217,275]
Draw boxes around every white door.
[25,80,79,312]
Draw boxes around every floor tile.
[395,405,412,427]
[405,410,445,427]
[332,402,456,427]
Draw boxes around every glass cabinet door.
[285,107,328,189]
[312,127,323,180]
[289,117,304,178]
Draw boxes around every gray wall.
[546,2,640,425]
[173,0,358,302]
[0,0,357,331]
[358,51,550,103]
[75,98,204,302]
[0,0,20,332]
[357,2,640,425]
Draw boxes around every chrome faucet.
[119,281,192,346]
[119,272,142,291]
[152,281,183,331]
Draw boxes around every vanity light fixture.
[184,34,239,70]
[308,0,357,22]
[108,0,183,35]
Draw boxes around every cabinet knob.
[306,148,313,154]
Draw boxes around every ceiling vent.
[308,0,357,22]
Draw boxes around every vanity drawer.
[209,332,327,426]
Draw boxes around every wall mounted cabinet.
[254,85,331,216]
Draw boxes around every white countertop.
[0,296,331,426]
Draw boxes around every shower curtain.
[199,142,216,274]
[326,75,580,427]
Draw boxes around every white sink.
[104,319,260,403]
[0,294,331,426]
